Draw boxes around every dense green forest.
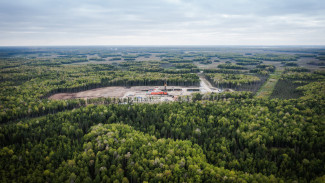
[0,47,324,183]
[205,73,264,92]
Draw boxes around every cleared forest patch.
[48,85,209,100]
[49,87,129,99]
[255,69,283,98]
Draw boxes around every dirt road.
[198,72,215,92]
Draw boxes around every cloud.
[0,0,324,45]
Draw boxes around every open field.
[255,69,283,98]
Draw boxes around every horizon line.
[1,45,325,47]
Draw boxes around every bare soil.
[49,87,129,99]
[48,85,204,100]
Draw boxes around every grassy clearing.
[255,69,283,99]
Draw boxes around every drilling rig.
[149,79,168,95]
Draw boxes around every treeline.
[205,53,297,62]
[203,69,247,74]
[307,61,325,66]
[233,57,262,65]
[162,58,192,63]
[254,54,298,61]
[128,62,163,72]
[217,64,246,70]
[316,55,325,60]
[172,63,197,69]
[100,73,199,87]
[250,64,275,75]
[282,62,299,67]
[118,61,199,73]
[179,91,254,102]
[281,72,325,80]
[284,67,310,73]
[163,68,199,74]
[205,73,266,92]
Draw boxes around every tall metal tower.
[164,78,167,92]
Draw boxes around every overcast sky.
[0,0,324,46]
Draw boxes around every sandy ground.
[48,85,212,100]
[49,87,129,99]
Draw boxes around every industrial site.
[49,76,222,102]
